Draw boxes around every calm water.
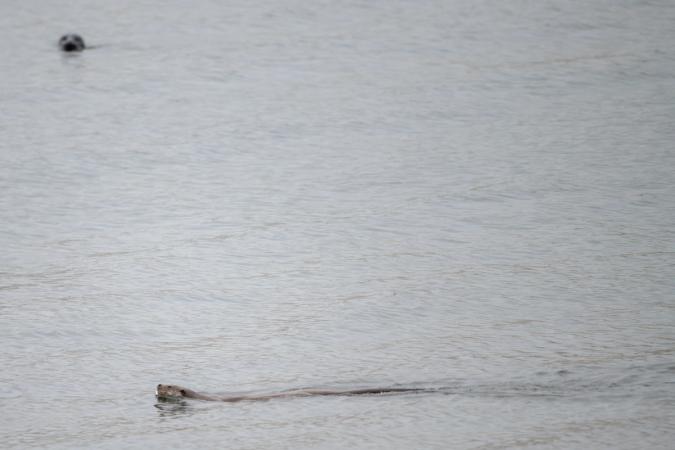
[1,0,674,448]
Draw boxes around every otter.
[156,384,423,402]
[58,34,85,52]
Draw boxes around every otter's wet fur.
[156,384,423,402]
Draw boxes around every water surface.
[1,0,674,448]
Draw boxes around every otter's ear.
[180,389,186,396]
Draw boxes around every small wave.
[420,361,675,399]
[0,384,23,400]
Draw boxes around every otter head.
[58,34,85,52]
[156,384,190,399]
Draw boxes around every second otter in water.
[156,384,423,402]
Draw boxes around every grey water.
[1,0,674,448]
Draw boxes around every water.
[1,0,674,448]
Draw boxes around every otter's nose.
[63,42,78,52]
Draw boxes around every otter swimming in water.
[156,384,424,402]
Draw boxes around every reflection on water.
[154,401,193,418]
[1,0,674,448]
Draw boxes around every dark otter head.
[156,384,190,399]
[58,34,85,52]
